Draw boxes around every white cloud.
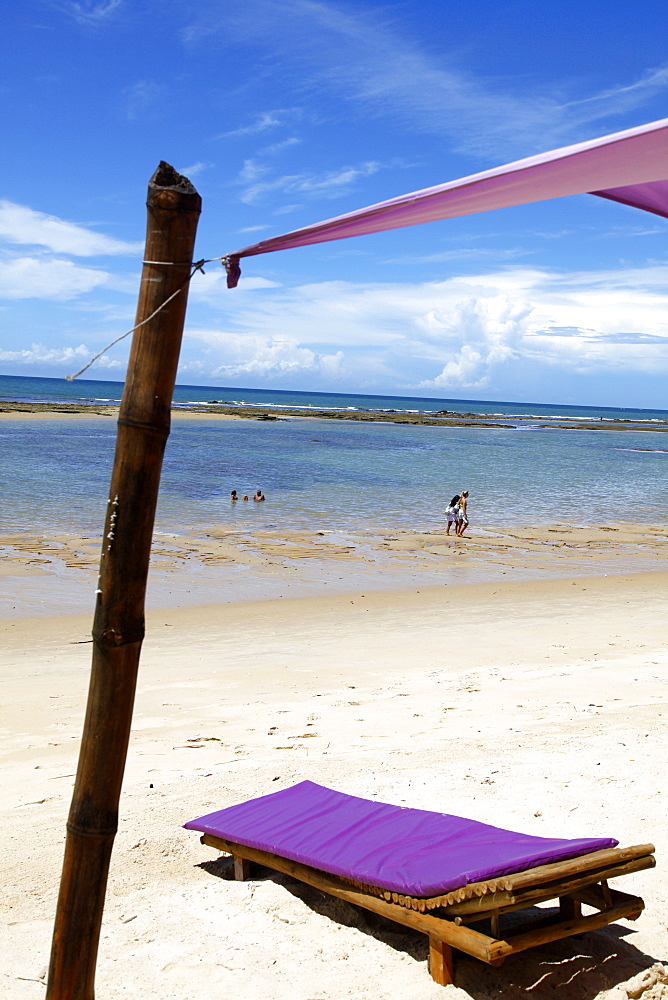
[179,264,668,390]
[0,256,111,299]
[416,294,527,388]
[422,345,488,390]
[182,328,345,381]
[189,269,280,301]
[0,342,123,369]
[0,200,141,256]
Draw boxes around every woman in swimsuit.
[445,494,460,535]
[456,491,469,536]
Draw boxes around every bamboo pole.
[46,162,201,1000]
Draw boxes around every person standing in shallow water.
[253,489,265,502]
[456,491,469,536]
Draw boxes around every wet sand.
[2,521,667,619]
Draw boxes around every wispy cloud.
[186,1,668,159]
[564,66,668,110]
[238,159,269,184]
[49,0,124,26]
[0,200,141,256]
[218,110,295,139]
[178,161,214,178]
[238,160,381,204]
[392,247,532,266]
[123,79,163,122]
[260,137,302,156]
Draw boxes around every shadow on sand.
[197,856,665,998]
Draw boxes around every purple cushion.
[184,781,617,897]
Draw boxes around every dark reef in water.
[2,399,668,432]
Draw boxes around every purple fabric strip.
[228,118,668,288]
[185,781,617,897]
[593,179,668,219]
[223,118,668,287]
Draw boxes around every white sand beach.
[2,566,667,999]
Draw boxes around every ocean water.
[1,376,667,537]
[2,373,668,423]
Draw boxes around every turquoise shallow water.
[2,414,667,537]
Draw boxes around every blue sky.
[1,0,667,407]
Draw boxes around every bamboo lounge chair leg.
[234,855,253,881]
[559,896,582,920]
[428,936,454,986]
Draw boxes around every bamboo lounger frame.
[200,834,654,986]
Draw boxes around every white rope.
[66,255,235,381]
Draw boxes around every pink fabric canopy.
[224,117,668,287]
